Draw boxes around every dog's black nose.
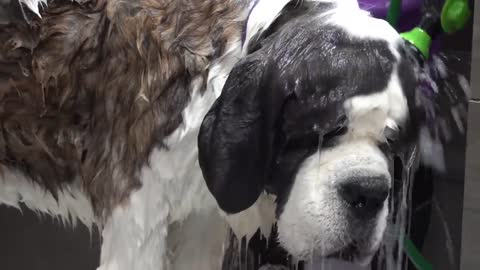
[338,178,389,219]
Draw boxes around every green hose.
[386,0,402,27]
[404,236,434,270]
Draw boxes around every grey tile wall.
[463,103,480,211]
[469,0,480,99]
[461,208,480,269]
[461,2,480,269]
[461,103,480,270]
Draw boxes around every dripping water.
[375,52,469,270]
[223,53,469,270]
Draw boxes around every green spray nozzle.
[400,27,432,59]
[399,0,471,60]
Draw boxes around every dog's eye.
[322,126,348,147]
[274,132,320,164]
[384,126,399,144]
[283,132,320,152]
[325,126,348,138]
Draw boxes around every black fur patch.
[198,2,399,216]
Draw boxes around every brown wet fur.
[0,0,243,220]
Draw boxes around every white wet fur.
[277,140,391,260]
[0,166,96,230]
[18,0,46,17]
[9,0,410,269]
[241,0,293,54]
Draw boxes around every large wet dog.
[0,0,450,269]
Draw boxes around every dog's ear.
[198,52,290,214]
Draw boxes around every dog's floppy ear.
[198,52,289,214]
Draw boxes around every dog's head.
[199,1,421,265]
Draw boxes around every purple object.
[358,0,421,31]
[357,0,443,54]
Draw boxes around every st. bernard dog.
[0,0,464,269]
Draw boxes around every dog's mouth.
[298,242,375,270]
[325,242,375,266]
[326,243,359,262]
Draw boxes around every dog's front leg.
[96,186,171,270]
[167,209,230,270]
